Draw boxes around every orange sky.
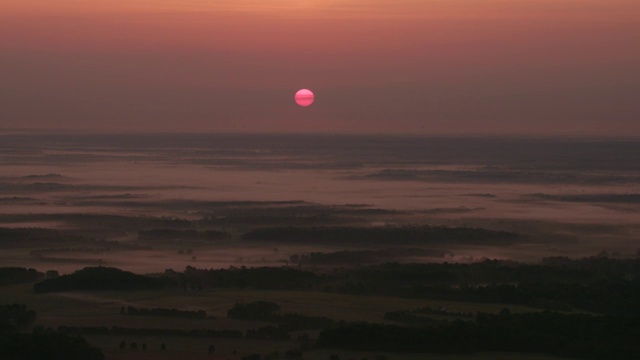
[1,0,639,134]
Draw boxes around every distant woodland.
[1,228,639,359]
[242,226,520,245]
[4,254,638,317]
[0,304,103,360]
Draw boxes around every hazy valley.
[1,134,639,360]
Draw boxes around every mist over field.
[1,134,640,360]
[3,0,640,357]
[0,134,639,271]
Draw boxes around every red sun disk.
[295,89,314,107]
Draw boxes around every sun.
[295,89,314,107]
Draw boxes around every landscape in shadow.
[1,134,639,359]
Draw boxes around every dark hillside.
[33,267,165,293]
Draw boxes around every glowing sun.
[295,89,314,107]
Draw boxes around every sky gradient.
[1,0,639,135]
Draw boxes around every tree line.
[138,228,230,241]
[288,248,448,265]
[0,304,103,360]
[33,267,166,293]
[171,266,321,291]
[319,310,640,359]
[57,325,242,338]
[0,267,44,286]
[241,225,520,246]
[121,306,207,319]
[227,301,336,331]
[29,256,640,316]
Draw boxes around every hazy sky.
[1,0,639,135]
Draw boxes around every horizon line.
[1,128,640,140]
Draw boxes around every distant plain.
[1,134,639,359]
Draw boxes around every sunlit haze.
[1,0,639,134]
[2,3,640,358]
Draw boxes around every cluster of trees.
[0,227,88,244]
[241,225,519,246]
[339,280,640,316]
[329,258,640,315]
[30,256,639,317]
[171,266,321,291]
[383,311,440,327]
[27,255,640,317]
[245,325,290,340]
[58,325,242,338]
[540,255,640,278]
[0,304,36,333]
[337,259,609,287]
[0,267,44,286]
[201,212,338,227]
[57,323,300,341]
[33,267,167,293]
[319,311,640,359]
[413,306,474,318]
[227,301,280,319]
[384,306,473,325]
[0,327,105,360]
[276,313,336,332]
[289,248,448,265]
[347,280,638,316]
[117,340,178,351]
[121,306,207,319]
[445,281,640,315]
[227,301,336,331]
[118,340,148,350]
[138,229,230,241]
[0,304,103,360]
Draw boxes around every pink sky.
[1,0,639,135]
